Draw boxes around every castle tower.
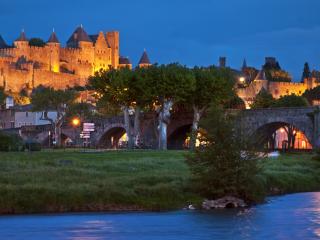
[47,30,60,73]
[138,50,151,68]
[14,30,29,49]
[119,56,132,69]
[67,25,94,75]
[106,31,119,69]
[219,57,226,68]
[93,31,110,72]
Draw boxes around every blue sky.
[1,0,320,81]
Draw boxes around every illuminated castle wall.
[0,26,136,92]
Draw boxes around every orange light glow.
[72,118,80,127]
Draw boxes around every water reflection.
[0,192,320,240]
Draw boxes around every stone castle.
[236,57,320,108]
[0,26,150,93]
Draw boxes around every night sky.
[1,0,320,81]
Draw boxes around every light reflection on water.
[0,192,320,240]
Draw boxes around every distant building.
[236,57,320,108]
[0,104,57,129]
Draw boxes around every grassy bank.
[0,150,319,214]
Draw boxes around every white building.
[14,105,57,128]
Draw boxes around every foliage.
[272,94,309,108]
[28,38,46,47]
[190,66,235,107]
[66,102,95,122]
[25,140,42,151]
[250,88,275,109]
[89,67,135,112]
[31,86,77,112]
[303,86,320,105]
[0,132,25,151]
[186,106,264,202]
[223,94,246,109]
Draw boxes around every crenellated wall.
[237,78,320,108]
[0,30,121,93]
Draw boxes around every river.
[1,192,320,240]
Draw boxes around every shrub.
[0,132,25,151]
[186,106,265,203]
[25,140,42,151]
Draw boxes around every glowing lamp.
[239,77,245,83]
[72,117,80,127]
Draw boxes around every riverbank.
[0,150,319,214]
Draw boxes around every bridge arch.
[97,124,127,149]
[253,121,312,150]
[168,124,192,150]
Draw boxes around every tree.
[303,86,320,105]
[272,94,309,108]
[29,38,46,47]
[89,67,138,149]
[188,66,235,150]
[146,64,195,150]
[223,94,246,110]
[66,102,95,123]
[31,86,77,146]
[186,106,264,202]
[250,88,275,109]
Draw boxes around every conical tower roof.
[139,50,151,65]
[47,30,59,43]
[15,30,28,42]
[67,25,92,48]
[0,35,8,48]
[242,58,247,69]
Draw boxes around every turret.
[106,31,119,69]
[67,25,93,48]
[138,49,151,68]
[14,30,29,49]
[47,30,60,73]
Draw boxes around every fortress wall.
[268,81,308,98]
[0,67,32,92]
[33,69,86,89]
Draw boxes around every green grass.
[0,150,198,214]
[260,152,320,194]
[0,150,319,214]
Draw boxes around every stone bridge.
[15,112,194,149]
[11,107,320,150]
[237,106,320,149]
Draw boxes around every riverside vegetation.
[0,150,319,214]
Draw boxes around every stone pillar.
[312,106,320,149]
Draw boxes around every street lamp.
[71,117,81,147]
[72,117,80,127]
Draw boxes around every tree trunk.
[133,106,141,147]
[158,99,173,150]
[123,106,133,149]
[190,105,204,151]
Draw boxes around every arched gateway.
[237,107,320,149]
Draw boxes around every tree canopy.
[250,88,275,109]
[29,38,46,47]
[272,94,309,108]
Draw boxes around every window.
[10,121,14,128]
[26,112,28,117]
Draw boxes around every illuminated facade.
[0,26,146,93]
